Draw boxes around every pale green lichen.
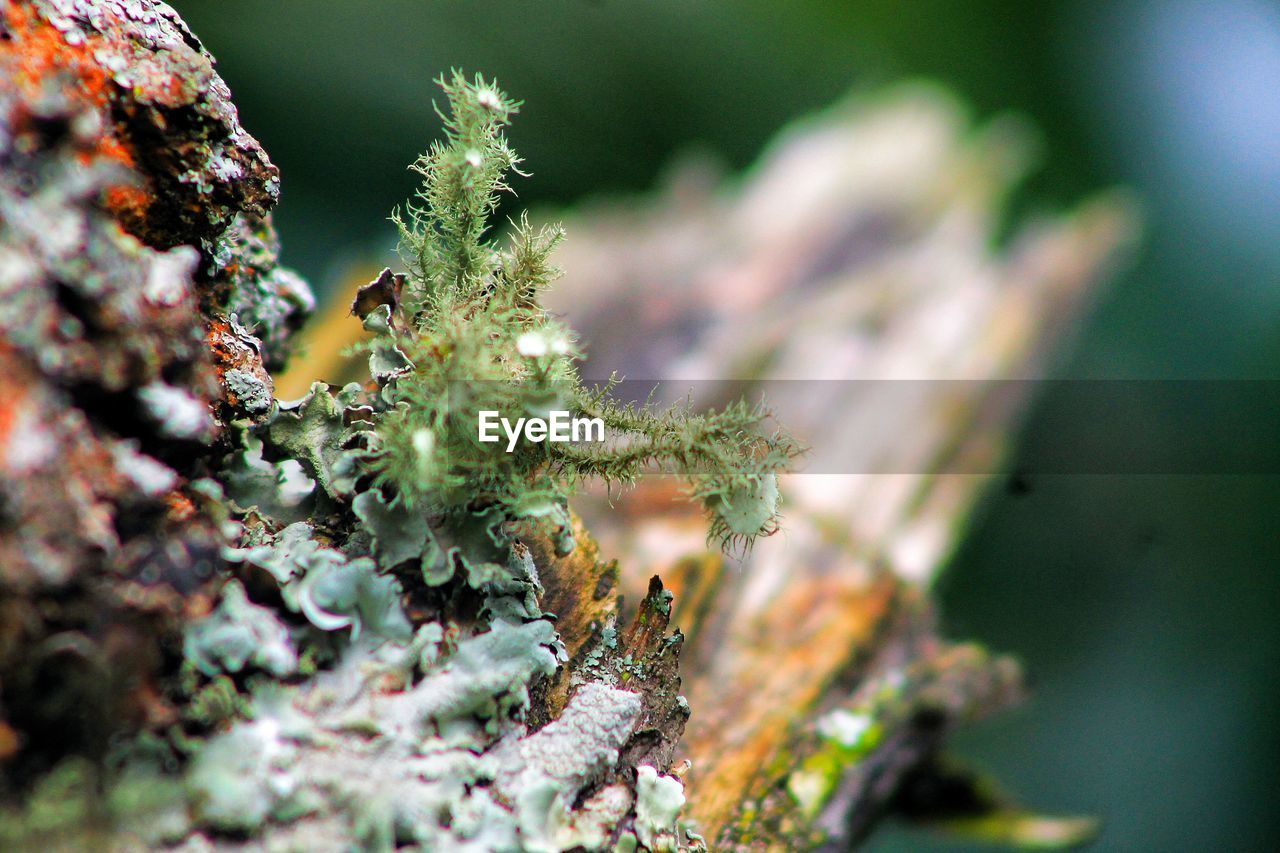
[352,485,432,570]
[233,521,412,643]
[184,578,298,677]
[495,682,641,802]
[267,381,368,501]
[402,616,561,731]
[186,716,310,833]
[224,366,273,415]
[136,380,213,440]
[108,439,178,498]
[221,430,317,523]
[634,765,687,851]
[574,618,662,691]
[181,616,563,846]
[290,553,411,642]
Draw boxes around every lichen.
[223,367,272,416]
[351,486,434,571]
[266,381,367,501]
[184,579,298,677]
[231,521,412,643]
[358,71,799,554]
[2,13,775,844]
[108,439,178,497]
[634,765,687,851]
[496,682,642,799]
[787,703,887,819]
[211,213,314,369]
[137,380,214,440]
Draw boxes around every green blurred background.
[168,1,1280,849]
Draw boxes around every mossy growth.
[160,70,793,849]
[361,70,800,554]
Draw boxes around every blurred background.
[168,1,1280,849]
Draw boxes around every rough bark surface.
[1,2,1130,849]
[0,0,308,794]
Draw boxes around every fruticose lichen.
[362,71,800,554]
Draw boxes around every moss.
[0,758,97,845]
[787,706,887,819]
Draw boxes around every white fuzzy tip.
[516,332,548,358]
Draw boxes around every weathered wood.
[546,91,1133,846]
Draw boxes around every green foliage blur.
[170,2,1280,850]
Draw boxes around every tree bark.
[0,0,307,794]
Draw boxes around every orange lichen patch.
[1,4,152,221]
[0,346,21,446]
[1,3,110,106]
[128,679,178,728]
[204,318,233,377]
[146,65,191,106]
[183,591,215,622]
[75,121,151,224]
[165,491,196,524]
[85,133,133,166]
[113,579,189,616]
[0,398,14,447]
[0,719,20,760]
[72,131,137,179]
[207,318,255,379]
[102,182,151,230]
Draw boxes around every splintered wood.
[548,87,1132,845]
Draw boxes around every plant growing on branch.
[364,70,800,553]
